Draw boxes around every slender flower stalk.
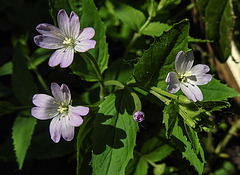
[34,9,96,68]
[166,50,212,102]
[31,82,89,143]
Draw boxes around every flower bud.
[178,95,192,104]
[133,111,145,122]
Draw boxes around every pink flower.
[34,9,96,68]
[133,111,145,122]
[31,82,89,143]
[166,50,212,102]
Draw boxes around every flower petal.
[48,49,66,67]
[74,40,96,52]
[59,48,74,68]
[68,113,83,127]
[50,116,62,143]
[31,107,58,120]
[187,83,203,101]
[69,11,80,38]
[180,83,196,102]
[190,74,212,85]
[32,94,56,107]
[61,116,75,141]
[51,82,71,104]
[36,23,64,39]
[78,27,95,41]
[166,72,180,93]
[69,105,89,116]
[175,50,194,74]
[191,64,210,75]
[34,35,64,49]
[57,9,70,36]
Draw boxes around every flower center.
[178,71,192,83]
[57,102,68,114]
[63,37,75,47]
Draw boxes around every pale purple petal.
[190,74,212,85]
[69,105,89,116]
[74,40,96,52]
[175,51,186,74]
[48,49,66,67]
[59,48,74,68]
[32,94,56,107]
[77,27,95,41]
[57,9,70,36]
[180,83,197,102]
[68,113,83,127]
[51,83,71,103]
[50,116,62,143]
[191,64,210,75]
[31,107,58,120]
[69,11,80,38]
[187,83,203,101]
[166,72,180,93]
[34,35,64,49]
[185,51,194,71]
[61,117,75,141]
[36,23,64,39]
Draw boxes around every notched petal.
[166,72,180,93]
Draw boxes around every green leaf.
[200,77,240,102]
[12,44,37,105]
[153,164,166,175]
[157,0,181,11]
[196,0,234,62]
[12,110,37,169]
[114,3,146,31]
[133,158,149,175]
[133,19,190,87]
[0,62,13,76]
[50,0,109,82]
[163,100,177,138]
[92,90,138,175]
[171,117,205,174]
[28,48,52,69]
[141,22,171,37]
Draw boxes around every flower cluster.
[34,9,96,68]
[166,50,212,102]
[31,83,89,143]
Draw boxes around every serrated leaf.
[115,3,146,31]
[92,90,138,175]
[201,77,240,102]
[50,0,109,82]
[171,117,205,174]
[12,110,37,169]
[196,0,234,62]
[163,100,177,138]
[133,19,190,87]
[0,62,12,76]
[141,22,171,37]
[12,44,37,105]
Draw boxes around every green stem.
[26,56,50,94]
[104,80,124,89]
[135,151,158,168]
[130,91,142,111]
[82,52,105,100]
[151,86,178,100]
[149,90,170,105]
[215,119,240,154]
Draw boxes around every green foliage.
[140,22,171,37]
[92,90,138,175]
[196,0,235,62]
[171,117,205,174]
[201,77,240,102]
[0,62,13,76]
[114,3,146,32]
[28,48,52,69]
[12,44,37,105]
[12,110,37,169]
[133,19,190,87]
[126,136,174,175]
